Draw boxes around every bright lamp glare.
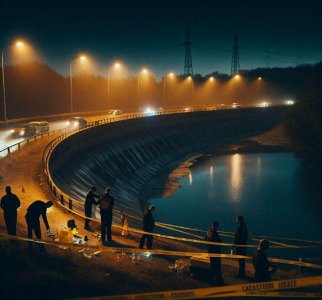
[114,62,121,69]
[16,41,24,48]
[141,68,148,75]
[286,100,295,105]
[79,56,87,62]
[209,77,214,81]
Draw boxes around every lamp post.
[137,68,148,112]
[187,76,195,108]
[69,55,87,116]
[1,41,25,125]
[107,62,121,110]
[163,72,174,109]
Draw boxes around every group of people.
[1,186,275,283]
[84,186,155,249]
[0,186,53,252]
[84,186,115,244]
[206,216,275,285]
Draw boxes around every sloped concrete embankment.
[49,107,286,222]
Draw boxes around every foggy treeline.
[0,60,320,119]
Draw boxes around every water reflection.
[151,153,322,248]
[230,153,242,202]
[188,170,193,185]
[209,165,214,178]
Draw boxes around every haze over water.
[151,153,322,258]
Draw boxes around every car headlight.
[19,130,25,136]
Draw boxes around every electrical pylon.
[231,33,240,76]
[178,25,193,76]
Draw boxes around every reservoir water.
[150,152,322,259]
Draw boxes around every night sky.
[1,0,322,77]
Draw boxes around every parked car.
[11,124,37,138]
[69,117,88,128]
[108,109,123,116]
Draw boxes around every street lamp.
[137,68,149,112]
[163,72,175,109]
[69,55,87,116]
[107,61,122,110]
[1,40,26,125]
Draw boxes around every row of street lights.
[1,39,264,124]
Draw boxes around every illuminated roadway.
[0,112,125,157]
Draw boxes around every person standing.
[206,221,224,285]
[139,205,156,250]
[84,186,99,231]
[0,186,21,235]
[25,200,53,252]
[100,187,114,244]
[252,239,276,282]
[233,215,248,278]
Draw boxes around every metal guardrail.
[0,127,67,158]
[0,108,124,126]
[41,105,266,219]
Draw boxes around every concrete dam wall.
[49,107,286,220]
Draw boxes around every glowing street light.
[1,40,26,124]
[69,54,88,115]
[209,76,215,82]
[234,74,241,80]
[137,68,149,112]
[163,72,175,108]
[258,76,262,81]
[107,61,123,110]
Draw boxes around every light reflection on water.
[151,152,322,258]
[230,153,242,202]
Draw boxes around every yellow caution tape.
[78,276,322,299]
[55,195,322,247]
[57,202,309,249]
[1,233,322,270]
[114,209,320,248]
[242,291,322,298]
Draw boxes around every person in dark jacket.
[139,205,155,250]
[252,239,276,282]
[25,200,53,251]
[1,186,20,235]
[100,187,114,244]
[206,221,224,285]
[84,186,99,231]
[233,215,248,278]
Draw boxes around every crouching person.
[25,200,53,252]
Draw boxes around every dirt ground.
[0,126,319,299]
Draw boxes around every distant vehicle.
[231,102,241,109]
[108,109,123,116]
[11,124,37,138]
[69,117,88,128]
[27,121,50,134]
